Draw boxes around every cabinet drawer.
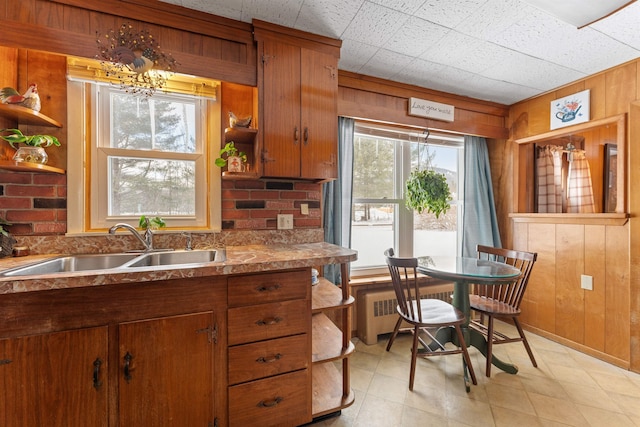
[229,369,311,427]
[228,334,309,385]
[228,269,309,307]
[228,299,309,345]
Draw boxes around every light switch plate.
[301,203,309,215]
[581,274,593,290]
[277,214,293,229]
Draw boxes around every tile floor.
[313,321,640,426]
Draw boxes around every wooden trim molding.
[510,212,629,226]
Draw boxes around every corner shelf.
[0,104,62,128]
[0,160,65,174]
[311,274,355,418]
[222,127,259,180]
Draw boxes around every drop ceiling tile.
[241,0,304,27]
[414,0,486,28]
[384,16,450,57]
[295,0,364,38]
[360,49,416,79]
[420,31,515,74]
[368,0,429,14]
[341,2,411,46]
[591,2,640,49]
[480,50,586,91]
[455,0,533,39]
[338,39,380,73]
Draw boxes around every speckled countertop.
[0,242,357,295]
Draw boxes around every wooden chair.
[469,245,538,376]
[384,248,477,391]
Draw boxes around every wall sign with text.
[408,97,455,122]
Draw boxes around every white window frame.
[66,65,221,235]
[350,124,464,277]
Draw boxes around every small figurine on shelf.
[228,111,252,128]
[215,141,247,172]
[0,83,41,112]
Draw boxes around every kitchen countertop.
[0,242,357,295]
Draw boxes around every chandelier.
[96,23,178,97]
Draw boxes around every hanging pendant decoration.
[96,23,179,97]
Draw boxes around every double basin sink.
[0,249,225,277]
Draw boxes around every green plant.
[405,169,451,218]
[214,141,246,167]
[139,215,166,230]
[0,218,11,238]
[0,128,61,148]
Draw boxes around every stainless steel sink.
[124,249,223,268]
[0,253,141,277]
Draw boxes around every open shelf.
[224,127,257,144]
[0,103,62,128]
[312,313,355,363]
[313,278,354,312]
[0,160,65,174]
[312,362,355,418]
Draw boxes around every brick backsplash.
[222,179,322,230]
[0,172,323,237]
[0,171,67,235]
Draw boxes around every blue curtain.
[323,117,355,284]
[462,135,501,257]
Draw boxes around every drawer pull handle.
[256,353,282,364]
[256,284,281,292]
[256,317,283,326]
[258,397,283,408]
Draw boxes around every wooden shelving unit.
[222,127,259,179]
[0,103,65,174]
[0,160,65,174]
[311,264,355,419]
[0,103,62,128]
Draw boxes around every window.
[66,57,221,233]
[350,123,463,275]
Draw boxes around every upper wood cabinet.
[254,21,341,181]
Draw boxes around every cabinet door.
[0,327,108,427]
[300,48,338,180]
[118,312,215,427]
[261,40,302,177]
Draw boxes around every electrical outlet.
[277,214,293,230]
[301,203,309,215]
[580,274,593,290]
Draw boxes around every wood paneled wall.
[0,0,257,86]
[338,71,509,139]
[498,58,640,372]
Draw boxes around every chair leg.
[486,315,494,377]
[454,324,477,386]
[409,325,420,391]
[386,316,403,351]
[513,317,537,367]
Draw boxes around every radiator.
[356,284,454,345]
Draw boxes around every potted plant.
[405,169,452,218]
[0,128,61,164]
[214,141,247,172]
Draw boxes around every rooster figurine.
[0,83,41,112]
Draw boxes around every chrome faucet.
[108,222,154,252]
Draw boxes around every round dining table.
[416,256,522,388]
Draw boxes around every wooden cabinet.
[0,277,225,426]
[311,263,355,417]
[118,312,216,426]
[227,269,311,427]
[0,327,108,427]
[254,21,340,181]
